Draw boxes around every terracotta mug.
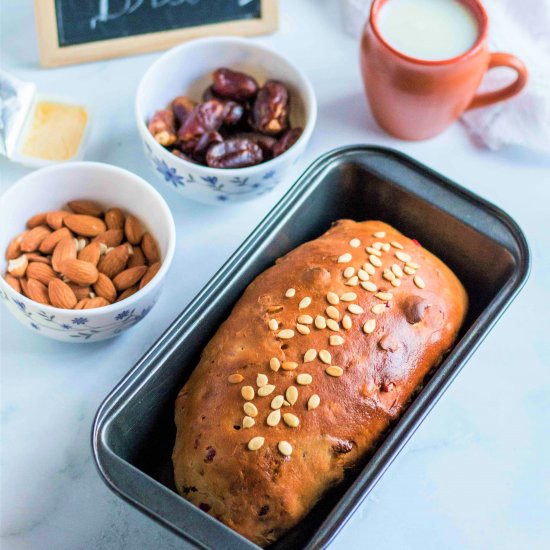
[360,0,528,140]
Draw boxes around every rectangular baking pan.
[93,146,529,550]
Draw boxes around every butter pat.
[21,101,88,161]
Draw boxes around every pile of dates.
[147,68,303,169]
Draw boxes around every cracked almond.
[7,255,28,277]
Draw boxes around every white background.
[1,1,549,549]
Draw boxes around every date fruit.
[234,133,277,159]
[171,96,195,126]
[273,128,303,157]
[206,139,263,169]
[148,109,177,146]
[251,80,289,135]
[148,67,302,168]
[222,101,244,126]
[212,68,258,102]
[177,100,225,142]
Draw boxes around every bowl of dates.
[136,37,317,204]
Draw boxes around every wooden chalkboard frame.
[34,0,278,67]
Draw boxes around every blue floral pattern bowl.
[136,37,316,205]
[0,162,176,343]
[0,286,159,341]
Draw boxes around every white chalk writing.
[90,0,253,30]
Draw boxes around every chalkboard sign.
[34,0,278,67]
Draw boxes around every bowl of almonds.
[0,162,176,342]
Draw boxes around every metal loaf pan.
[93,146,530,550]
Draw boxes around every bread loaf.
[172,220,467,546]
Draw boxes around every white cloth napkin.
[339,0,550,153]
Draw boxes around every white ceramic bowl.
[0,162,176,342]
[136,36,317,205]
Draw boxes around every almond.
[141,232,160,263]
[4,273,21,293]
[20,226,51,252]
[116,285,139,302]
[48,278,77,309]
[105,207,125,230]
[46,211,70,230]
[98,244,129,279]
[127,246,146,268]
[113,265,147,291]
[82,296,110,309]
[67,199,104,217]
[52,237,77,272]
[67,283,92,301]
[93,229,123,248]
[6,231,28,260]
[39,227,73,254]
[78,241,101,266]
[59,259,99,285]
[75,299,88,309]
[26,262,57,285]
[26,212,48,228]
[139,262,160,289]
[64,214,106,237]
[26,278,50,305]
[25,253,51,264]
[19,278,29,297]
[7,255,28,277]
[124,214,143,245]
[93,272,117,303]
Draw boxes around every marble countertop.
[1,1,549,548]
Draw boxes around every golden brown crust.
[172,220,468,546]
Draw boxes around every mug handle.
[466,53,528,110]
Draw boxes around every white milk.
[377,0,479,61]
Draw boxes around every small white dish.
[1,72,90,168]
[135,36,317,205]
[0,162,176,342]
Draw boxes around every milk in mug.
[377,0,479,61]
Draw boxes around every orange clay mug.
[360,0,528,140]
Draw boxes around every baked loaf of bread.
[173,220,467,546]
